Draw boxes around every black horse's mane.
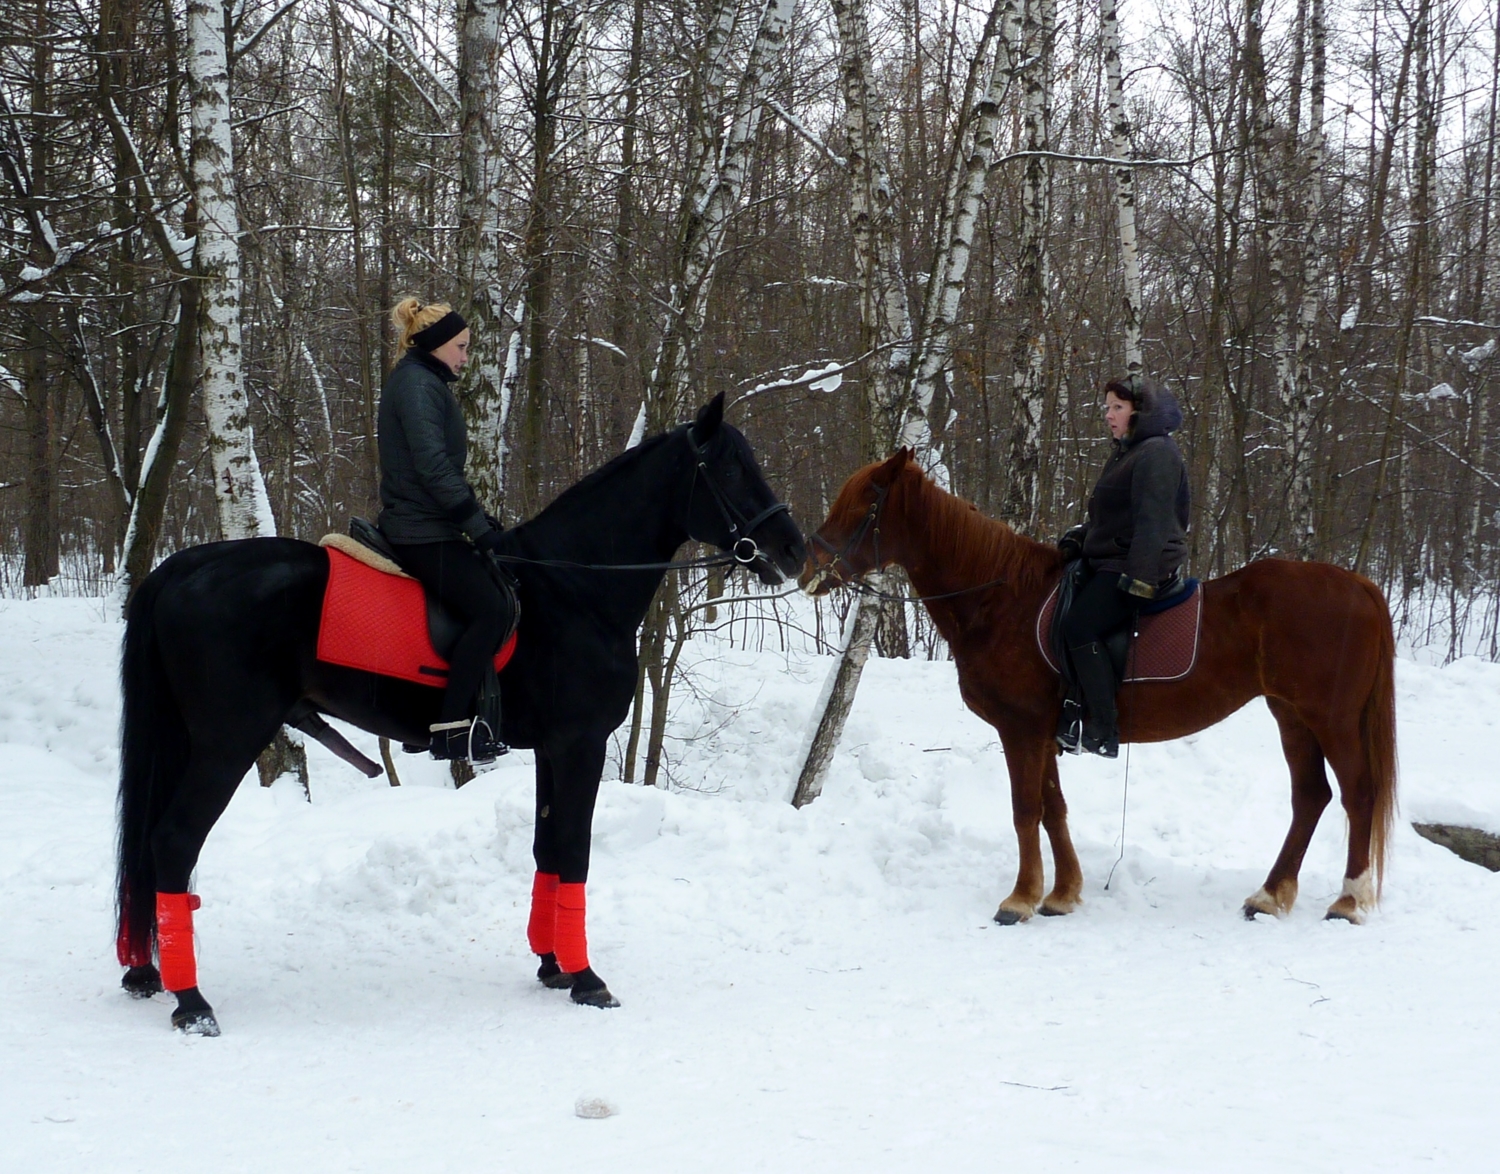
[518,427,683,531]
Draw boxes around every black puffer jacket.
[376,350,488,544]
[1080,379,1190,592]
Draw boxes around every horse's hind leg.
[151,732,279,1034]
[1038,756,1083,916]
[1318,724,1379,924]
[1244,699,1332,920]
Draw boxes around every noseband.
[685,428,792,566]
[810,482,889,585]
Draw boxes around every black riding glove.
[475,527,506,554]
[1057,524,1087,562]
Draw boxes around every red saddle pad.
[316,547,517,687]
[1035,579,1203,683]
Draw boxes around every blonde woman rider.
[377,298,513,765]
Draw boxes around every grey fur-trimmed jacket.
[376,350,489,545]
[1078,379,1190,595]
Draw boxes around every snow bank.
[1,597,1497,1172]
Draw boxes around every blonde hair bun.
[391,297,455,359]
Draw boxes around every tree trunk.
[1282,0,1325,557]
[328,0,378,507]
[187,0,274,539]
[792,587,881,808]
[457,0,511,514]
[1103,0,1141,374]
[647,0,795,426]
[1004,0,1054,531]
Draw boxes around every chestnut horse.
[801,450,1397,925]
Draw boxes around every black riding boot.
[1069,642,1120,758]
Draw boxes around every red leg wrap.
[554,883,589,974]
[155,892,200,992]
[527,872,560,955]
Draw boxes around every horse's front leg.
[1038,753,1083,916]
[527,750,575,990]
[994,727,1053,924]
[528,733,618,1007]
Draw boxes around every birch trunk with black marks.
[793,0,993,808]
[1281,0,1325,557]
[1102,0,1141,373]
[1004,0,1054,531]
[646,0,795,428]
[457,0,511,515]
[328,0,379,505]
[903,0,1012,474]
[187,0,275,540]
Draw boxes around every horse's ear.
[871,447,914,486]
[691,392,726,442]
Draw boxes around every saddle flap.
[316,547,517,687]
[1037,574,1203,684]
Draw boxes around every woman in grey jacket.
[1055,375,1190,757]
[378,298,513,764]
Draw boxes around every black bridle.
[684,425,793,568]
[809,482,889,587]
[808,479,1014,604]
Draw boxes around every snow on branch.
[765,98,847,168]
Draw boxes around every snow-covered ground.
[2,595,1497,1172]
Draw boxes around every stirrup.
[429,719,508,765]
[1056,700,1085,755]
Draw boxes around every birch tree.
[793,0,1012,808]
[646,0,796,428]
[187,0,275,539]
[1003,0,1055,530]
[456,0,514,515]
[1281,0,1326,557]
[902,0,1014,473]
[1102,0,1142,373]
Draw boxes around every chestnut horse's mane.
[891,462,1062,597]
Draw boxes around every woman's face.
[432,328,471,373]
[1104,390,1134,440]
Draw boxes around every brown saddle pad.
[1036,580,1204,683]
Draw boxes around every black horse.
[116,394,805,1033]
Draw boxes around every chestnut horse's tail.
[1361,577,1399,897]
[115,565,190,968]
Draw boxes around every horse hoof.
[568,968,621,1009]
[993,907,1028,926]
[122,964,163,998]
[170,987,220,1036]
[537,953,574,989]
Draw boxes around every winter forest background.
[2,0,1497,664]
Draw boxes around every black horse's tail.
[115,566,189,968]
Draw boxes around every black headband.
[410,310,467,352]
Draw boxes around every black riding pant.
[390,540,513,723]
[1061,565,1139,650]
